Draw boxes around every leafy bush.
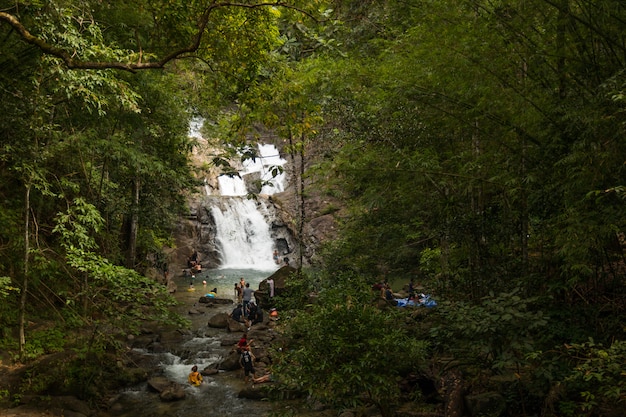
[429,289,548,371]
[276,271,428,417]
[558,339,626,416]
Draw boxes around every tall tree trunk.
[471,119,483,298]
[556,0,569,99]
[297,133,306,271]
[520,137,529,277]
[126,176,140,269]
[19,183,31,359]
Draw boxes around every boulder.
[159,384,186,402]
[207,312,229,328]
[237,384,272,400]
[255,266,296,309]
[51,396,92,416]
[218,350,242,371]
[147,376,186,402]
[147,376,171,393]
[198,296,233,305]
[227,317,246,333]
[201,367,219,376]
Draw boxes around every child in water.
[188,365,203,386]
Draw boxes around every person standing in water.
[242,283,254,318]
[188,365,203,386]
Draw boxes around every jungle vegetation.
[1,0,625,416]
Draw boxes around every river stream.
[109,268,279,417]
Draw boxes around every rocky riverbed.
[0,267,293,417]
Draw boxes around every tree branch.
[0,2,315,72]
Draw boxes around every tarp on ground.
[395,294,437,308]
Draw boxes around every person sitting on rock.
[188,365,203,386]
[230,304,244,323]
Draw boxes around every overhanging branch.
[0,2,315,72]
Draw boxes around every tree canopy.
[2,0,626,415]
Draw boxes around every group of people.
[230,301,263,330]
[187,333,272,387]
[185,250,202,275]
[272,249,290,266]
[373,278,421,300]
[372,280,395,301]
[373,278,437,308]
[234,278,254,304]
[235,333,272,385]
[185,253,276,388]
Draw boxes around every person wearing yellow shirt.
[188,365,203,386]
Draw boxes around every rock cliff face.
[172,194,297,270]
[268,187,339,266]
[170,135,340,270]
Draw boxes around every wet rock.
[159,329,186,348]
[147,376,171,393]
[226,317,246,332]
[207,312,229,328]
[238,384,272,400]
[201,367,219,376]
[221,335,240,347]
[147,377,186,402]
[218,351,242,371]
[159,384,186,402]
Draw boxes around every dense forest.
[1,0,625,416]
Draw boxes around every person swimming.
[188,365,203,386]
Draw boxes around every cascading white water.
[211,143,287,270]
[211,198,277,270]
[188,117,287,270]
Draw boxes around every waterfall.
[211,198,277,270]
[211,143,287,270]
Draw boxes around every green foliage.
[276,271,428,416]
[50,197,185,350]
[429,289,548,371]
[2,0,626,414]
[527,339,626,417]
[21,328,67,361]
[558,339,626,416]
[53,198,103,252]
[0,277,18,298]
[272,270,314,314]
